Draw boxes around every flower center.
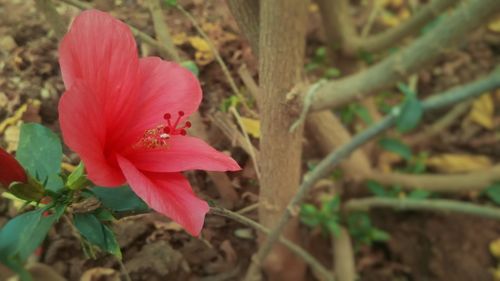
[134,111,191,150]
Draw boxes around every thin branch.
[35,0,67,37]
[210,112,260,162]
[406,100,472,145]
[333,227,356,281]
[250,68,500,272]
[229,107,261,180]
[146,0,181,61]
[311,0,500,112]
[175,4,252,113]
[345,197,500,220]
[367,165,500,192]
[209,207,335,281]
[318,0,459,55]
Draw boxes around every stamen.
[134,111,190,150]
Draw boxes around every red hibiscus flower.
[58,10,240,236]
[0,147,27,188]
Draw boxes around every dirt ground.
[0,0,499,280]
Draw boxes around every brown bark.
[226,0,260,55]
[257,0,308,280]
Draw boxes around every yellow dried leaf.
[378,10,400,27]
[189,36,211,52]
[0,103,27,133]
[4,125,20,152]
[488,16,500,33]
[491,268,500,281]
[172,32,187,45]
[468,93,494,129]
[308,3,319,12]
[389,0,404,7]
[398,9,410,21]
[188,36,214,65]
[490,238,500,258]
[427,154,492,174]
[240,117,261,138]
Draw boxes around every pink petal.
[59,10,140,140]
[118,57,202,148]
[125,136,241,173]
[116,155,209,236]
[59,82,125,186]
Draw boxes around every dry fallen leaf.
[188,36,214,66]
[468,93,494,129]
[240,117,260,138]
[80,267,120,281]
[0,103,27,134]
[426,153,492,173]
[490,238,500,259]
[173,32,188,45]
[4,125,20,152]
[488,16,500,33]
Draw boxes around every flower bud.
[0,147,27,188]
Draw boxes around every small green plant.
[347,212,390,247]
[300,196,342,236]
[305,46,341,79]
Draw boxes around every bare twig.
[146,0,181,61]
[311,0,500,112]
[229,107,261,180]
[209,207,335,281]
[210,112,260,161]
[35,0,67,37]
[238,64,261,107]
[345,197,500,220]
[333,227,356,281]
[319,0,457,55]
[249,69,500,274]
[367,165,500,192]
[406,100,472,145]
[175,4,252,113]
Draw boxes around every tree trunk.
[258,0,308,280]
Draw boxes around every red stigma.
[161,111,191,137]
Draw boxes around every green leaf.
[300,204,321,227]
[181,60,199,77]
[324,67,341,79]
[0,205,64,278]
[395,84,423,133]
[322,196,340,214]
[408,189,431,200]
[353,105,372,125]
[67,162,89,190]
[370,228,391,242]
[378,138,412,161]
[92,186,149,213]
[485,183,500,205]
[94,208,115,222]
[325,220,341,236]
[164,0,177,7]
[73,213,122,259]
[16,123,63,191]
[366,181,387,197]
